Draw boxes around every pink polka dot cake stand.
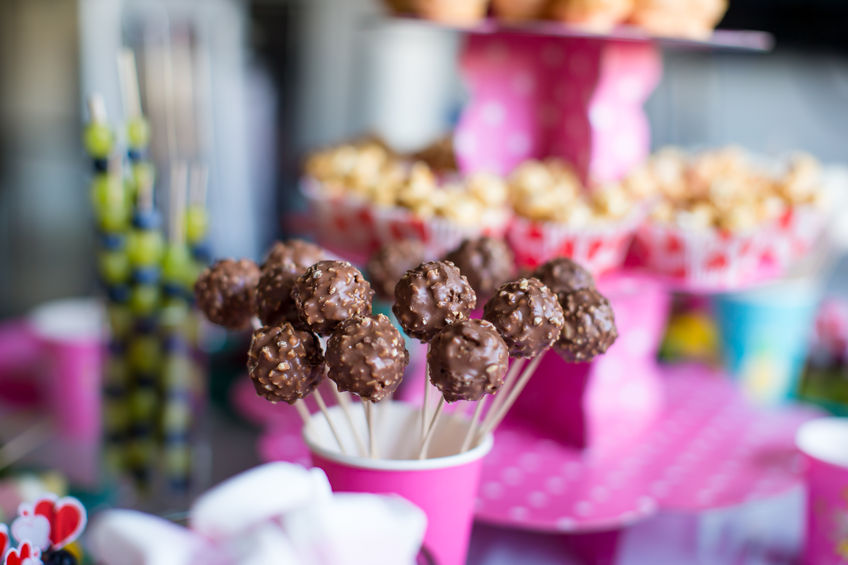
[253,364,821,535]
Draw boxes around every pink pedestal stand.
[456,34,660,184]
[511,274,669,449]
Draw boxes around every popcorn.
[634,147,825,234]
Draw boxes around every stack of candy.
[631,147,828,288]
[83,53,210,493]
[194,237,617,459]
[381,0,728,39]
[83,96,132,473]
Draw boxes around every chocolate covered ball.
[263,239,327,270]
[445,237,515,302]
[194,258,260,329]
[292,260,374,336]
[367,239,428,301]
[555,288,618,363]
[427,319,509,403]
[325,314,409,402]
[256,261,303,327]
[392,260,477,342]
[533,258,595,304]
[247,323,324,404]
[483,277,564,358]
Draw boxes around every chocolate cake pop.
[555,288,618,362]
[325,314,409,402]
[292,260,374,336]
[392,260,476,342]
[255,261,302,327]
[263,239,327,270]
[483,277,564,358]
[532,257,595,304]
[194,258,260,329]
[427,319,509,403]
[367,239,428,301]
[445,237,515,301]
[247,323,324,404]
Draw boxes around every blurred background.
[3,0,848,317]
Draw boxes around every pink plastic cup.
[303,401,493,565]
[796,418,848,565]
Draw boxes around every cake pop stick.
[417,397,445,459]
[479,357,525,433]
[475,354,544,443]
[476,277,564,438]
[313,389,347,455]
[460,398,487,453]
[329,380,367,457]
[364,401,378,459]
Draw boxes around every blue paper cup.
[712,279,823,406]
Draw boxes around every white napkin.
[87,463,426,565]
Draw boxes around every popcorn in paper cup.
[504,159,644,272]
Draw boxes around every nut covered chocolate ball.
[256,261,303,327]
[247,323,324,404]
[392,260,477,342]
[533,257,595,303]
[427,319,509,403]
[555,288,618,363]
[194,258,260,329]
[445,237,515,302]
[292,260,374,336]
[263,239,327,270]
[325,314,409,402]
[367,239,428,301]
[483,277,564,358]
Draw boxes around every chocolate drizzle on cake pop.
[247,323,324,404]
[428,319,509,403]
[325,314,409,402]
[445,237,515,302]
[367,239,428,301]
[392,260,477,342]
[194,258,260,329]
[483,277,564,358]
[292,260,374,336]
[532,257,596,303]
[555,288,618,362]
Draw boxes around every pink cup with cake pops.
[303,402,494,565]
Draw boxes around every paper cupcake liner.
[771,204,829,267]
[506,213,642,275]
[633,222,780,289]
[302,177,511,259]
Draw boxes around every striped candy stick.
[85,96,133,473]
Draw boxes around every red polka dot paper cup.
[506,213,642,274]
[796,418,848,565]
[302,178,510,260]
[303,401,493,565]
[632,222,781,291]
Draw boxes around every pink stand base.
[251,365,821,543]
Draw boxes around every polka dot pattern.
[252,364,819,534]
[455,34,661,183]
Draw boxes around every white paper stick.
[365,402,378,459]
[477,354,544,442]
[478,357,525,437]
[460,397,487,453]
[313,390,346,455]
[418,397,445,460]
[331,383,367,457]
[294,400,311,426]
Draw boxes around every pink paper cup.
[303,401,493,565]
[796,418,848,565]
